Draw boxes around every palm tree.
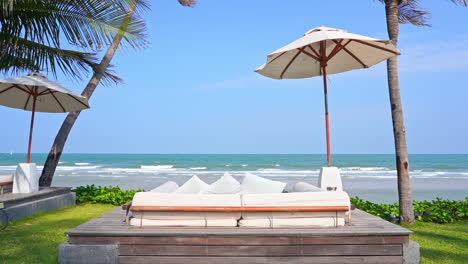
[38,0,197,187]
[1,0,149,81]
[379,0,466,223]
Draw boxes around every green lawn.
[404,221,468,264]
[0,204,466,264]
[0,204,115,264]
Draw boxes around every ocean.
[1,153,467,203]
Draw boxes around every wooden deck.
[64,207,412,263]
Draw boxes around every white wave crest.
[57,166,101,171]
[75,162,91,166]
[341,167,390,171]
[257,168,282,172]
[140,165,174,170]
[0,165,17,170]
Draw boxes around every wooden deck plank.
[118,244,402,256]
[68,235,408,245]
[118,256,403,264]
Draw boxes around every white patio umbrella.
[0,72,90,163]
[256,26,400,166]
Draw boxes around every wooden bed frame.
[0,181,13,195]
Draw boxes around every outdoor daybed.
[128,191,351,228]
[125,174,351,228]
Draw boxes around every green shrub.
[351,197,468,224]
[351,197,399,221]
[72,185,144,206]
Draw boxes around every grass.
[0,204,466,264]
[405,221,468,264]
[0,203,115,264]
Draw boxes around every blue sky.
[1,1,467,154]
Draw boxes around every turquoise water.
[1,154,467,203]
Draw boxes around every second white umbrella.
[256,26,400,166]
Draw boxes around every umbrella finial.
[304,26,347,36]
[27,72,47,79]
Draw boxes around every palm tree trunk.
[385,0,415,223]
[39,3,137,187]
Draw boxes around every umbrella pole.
[26,95,37,163]
[322,65,331,167]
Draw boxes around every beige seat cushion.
[132,211,241,220]
[241,211,348,220]
[129,218,238,227]
[239,217,345,228]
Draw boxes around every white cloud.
[399,37,468,72]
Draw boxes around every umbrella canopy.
[0,72,90,162]
[256,26,400,166]
[0,72,89,112]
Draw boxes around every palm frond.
[397,0,430,27]
[447,0,467,6]
[378,0,430,27]
[1,0,149,50]
[0,0,196,85]
[0,33,120,84]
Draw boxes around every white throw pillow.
[240,173,287,194]
[293,182,322,192]
[175,175,209,194]
[149,181,179,193]
[201,172,241,194]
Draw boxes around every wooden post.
[26,89,37,163]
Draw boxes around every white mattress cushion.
[132,211,241,220]
[131,192,242,207]
[242,191,350,208]
[0,175,13,183]
[175,175,209,194]
[130,218,238,227]
[238,217,345,228]
[201,172,240,194]
[240,173,287,194]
